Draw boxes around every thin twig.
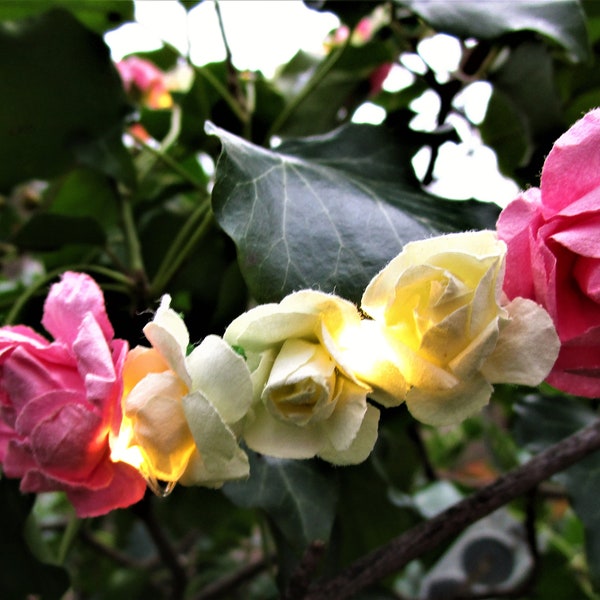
[79,527,156,570]
[303,418,600,600]
[195,554,273,600]
[133,495,188,600]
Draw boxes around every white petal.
[143,295,191,387]
[318,403,380,465]
[481,297,560,385]
[181,390,249,485]
[321,378,368,451]
[406,374,493,426]
[242,402,322,459]
[187,335,253,424]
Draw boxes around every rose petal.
[181,390,249,485]
[406,374,493,427]
[187,335,254,424]
[143,296,190,387]
[240,401,322,460]
[65,461,146,518]
[540,109,600,215]
[72,313,120,407]
[481,297,560,385]
[320,378,368,451]
[319,403,379,465]
[496,190,542,300]
[42,272,114,346]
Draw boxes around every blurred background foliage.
[1,1,599,598]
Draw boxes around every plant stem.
[130,131,206,191]
[134,495,187,600]
[267,37,351,140]
[120,194,146,276]
[149,201,212,297]
[303,418,600,600]
[3,265,134,325]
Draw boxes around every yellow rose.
[343,231,560,425]
[223,290,379,465]
[110,296,253,493]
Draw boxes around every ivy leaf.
[0,8,130,192]
[398,0,589,62]
[208,121,493,303]
[12,214,106,251]
[223,452,338,551]
[0,0,134,32]
[513,394,600,589]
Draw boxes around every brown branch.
[283,540,327,600]
[303,418,600,600]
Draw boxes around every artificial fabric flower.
[343,231,560,425]
[497,108,600,397]
[110,295,252,493]
[224,290,379,465]
[0,272,146,517]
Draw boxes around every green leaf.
[480,89,530,177]
[223,452,338,551]
[0,0,134,32]
[483,40,565,185]
[273,40,398,137]
[398,0,589,62]
[44,168,120,229]
[208,121,492,303]
[12,213,106,251]
[0,8,130,192]
[513,394,600,589]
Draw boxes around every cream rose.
[223,290,379,465]
[344,231,560,426]
[110,296,253,493]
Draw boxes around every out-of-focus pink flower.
[369,62,392,96]
[0,272,146,516]
[116,56,172,110]
[497,109,600,397]
[326,16,392,96]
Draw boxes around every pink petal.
[2,346,82,414]
[28,398,107,482]
[42,272,114,347]
[496,189,542,300]
[547,326,600,397]
[540,109,600,215]
[65,462,146,518]
[574,256,600,302]
[72,313,122,407]
[549,215,600,258]
[0,419,17,462]
[0,325,49,349]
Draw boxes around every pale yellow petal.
[320,378,368,451]
[405,374,493,426]
[334,319,408,406]
[186,335,253,424]
[318,403,380,465]
[224,306,318,350]
[181,390,249,485]
[144,295,191,387]
[480,297,560,385]
[242,402,322,459]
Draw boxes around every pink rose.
[497,109,600,397]
[116,56,172,109]
[0,272,146,516]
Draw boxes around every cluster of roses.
[1,109,599,518]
